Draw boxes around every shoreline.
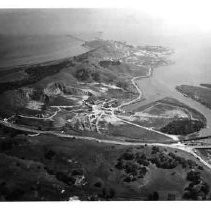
[129,64,211,137]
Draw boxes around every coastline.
[130,65,211,137]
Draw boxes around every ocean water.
[0,35,87,68]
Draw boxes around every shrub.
[186,170,201,184]
[115,160,124,170]
[44,150,56,160]
[121,151,134,160]
[71,169,83,176]
[135,154,149,166]
[94,181,102,188]
[75,68,90,81]
[124,163,138,175]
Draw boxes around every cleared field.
[107,123,173,143]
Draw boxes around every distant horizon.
[0,8,208,36]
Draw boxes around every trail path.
[1,67,211,170]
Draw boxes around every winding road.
[1,66,211,170]
[0,117,210,169]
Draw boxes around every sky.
[0,9,160,35]
[0,0,211,37]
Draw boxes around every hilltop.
[0,39,176,142]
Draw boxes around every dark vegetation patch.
[160,119,204,135]
[14,117,54,131]
[0,131,210,201]
[0,124,30,137]
[115,146,198,184]
[0,59,72,94]
[0,153,66,201]
[183,170,210,200]
[74,67,100,82]
[149,151,196,169]
[99,60,121,68]
[48,96,75,106]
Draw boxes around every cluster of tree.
[71,169,84,176]
[43,150,86,188]
[74,61,132,94]
[183,170,210,200]
[54,171,76,186]
[26,61,68,81]
[160,119,204,135]
[124,162,139,176]
[116,80,128,90]
[123,176,136,182]
[117,147,198,174]
[73,51,89,62]
[115,159,138,175]
[99,60,121,68]
[30,87,49,103]
[0,60,71,94]
[115,150,148,182]
[168,152,196,169]
[0,135,27,152]
[149,151,196,170]
[122,162,147,182]
[120,150,135,160]
[135,153,150,166]
[74,68,101,82]
[138,166,148,178]
[44,150,56,160]
[150,153,178,169]
[151,146,160,154]
[0,182,25,201]
[115,148,202,188]
[94,181,102,188]
[187,170,201,183]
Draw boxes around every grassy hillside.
[0,39,166,117]
[0,130,210,201]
